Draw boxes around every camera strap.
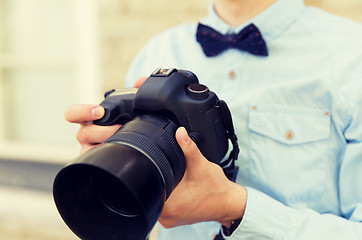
[216,100,240,182]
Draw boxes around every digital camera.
[53,68,239,240]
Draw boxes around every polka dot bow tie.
[196,23,268,57]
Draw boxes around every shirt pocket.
[247,104,331,208]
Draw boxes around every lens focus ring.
[108,131,175,197]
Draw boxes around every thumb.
[175,127,204,168]
[133,76,148,88]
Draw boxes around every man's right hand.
[65,77,148,153]
[64,104,120,154]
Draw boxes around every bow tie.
[196,23,268,57]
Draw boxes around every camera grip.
[93,89,137,126]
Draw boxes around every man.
[65,0,362,239]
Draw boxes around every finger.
[76,124,120,145]
[175,127,204,167]
[64,104,105,123]
[133,76,148,88]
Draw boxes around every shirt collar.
[201,0,305,40]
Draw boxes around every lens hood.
[53,115,185,240]
[53,143,166,240]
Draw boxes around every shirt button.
[228,70,236,80]
[286,130,295,140]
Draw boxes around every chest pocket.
[247,104,331,207]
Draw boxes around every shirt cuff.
[222,187,296,240]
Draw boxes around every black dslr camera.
[53,68,239,240]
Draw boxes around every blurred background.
[0,0,361,239]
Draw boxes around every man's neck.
[214,0,277,26]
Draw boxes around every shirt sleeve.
[224,92,362,240]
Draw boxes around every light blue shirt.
[125,0,362,239]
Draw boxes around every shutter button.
[187,84,209,100]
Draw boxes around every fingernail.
[91,106,103,118]
[180,127,190,144]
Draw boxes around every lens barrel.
[53,115,185,240]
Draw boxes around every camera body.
[53,68,238,240]
[95,68,228,164]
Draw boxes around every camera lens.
[53,115,185,240]
[90,169,141,217]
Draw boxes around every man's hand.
[64,104,120,153]
[64,77,148,153]
[159,127,247,229]
[64,76,247,228]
